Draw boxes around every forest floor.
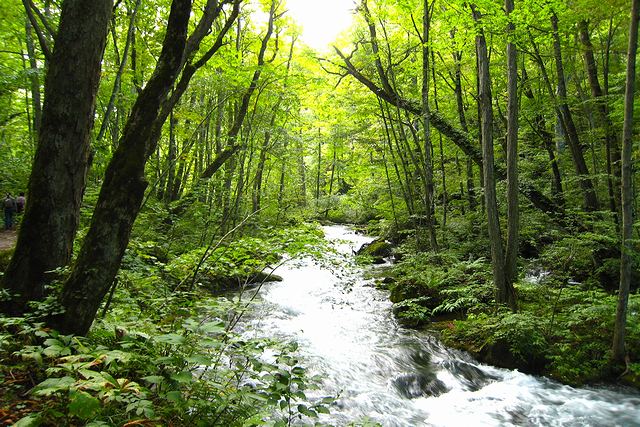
[0,229,17,251]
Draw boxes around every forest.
[0,0,639,425]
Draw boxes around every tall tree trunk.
[324,140,338,218]
[578,19,621,221]
[422,0,438,251]
[56,0,192,335]
[522,65,564,204]
[2,0,113,314]
[315,133,322,201]
[452,50,476,212]
[252,127,271,213]
[380,100,414,215]
[613,0,639,364]
[504,0,519,296]
[473,5,516,310]
[163,112,177,202]
[277,139,288,216]
[431,50,447,245]
[96,0,141,144]
[298,136,307,207]
[551,13,599,212]
[24,18,42,138]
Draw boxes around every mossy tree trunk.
[2,0,113,314]
[472,4,516,310]
[55,0,193,335]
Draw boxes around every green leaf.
[13,414,41,427]
[68,390,101,420]
[155,333,186,345]
[99,371,119,387]
[142,375,165,384]
[315,405,330,414]
[199,321,226,334]
[297,404,317,418]
[32,376,75,396]
[165,390,183,403]
[170,371,193,383]
[186,354,213,365]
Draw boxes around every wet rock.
[200,271,283,294]
[392,374,449,398]
[439,360,498,391]
[356,239,392,263]
[375,276,396,290]
[621,370,640,389]
[477,338,547,375]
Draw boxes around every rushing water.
[241,225,640,426]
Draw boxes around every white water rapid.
[241,225,640,426]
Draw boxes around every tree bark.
[56,0,192,335]
[24,18,42,138]
[504,0,519,295]
[2,0,113,314]
[473,5,516,310]
[613,0,639,364]
[422,0,438,251]
[578,19,621,220]
[551,13,599,212]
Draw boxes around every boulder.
[200,270,283,294]
[356,238,392,263]
[392,374,449,398]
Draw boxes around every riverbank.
[359,224,640,391]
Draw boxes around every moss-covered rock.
[621,369,640,389]
[356,239,392,263]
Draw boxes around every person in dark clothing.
[16,192,25,214]
[4,193,16,230]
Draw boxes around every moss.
[0,249,13,272]
[356,239,392,263]
[621,367,640,389]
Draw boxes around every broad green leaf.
[155,333,186,345]
[13,414,41,427]
[68,390,101,420]
[32,376,75,396]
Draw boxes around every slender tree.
[472,4,516,310]
[550,12,599,212]
[613,0,639,364]
[504,0,519,292]
[422,0,438,250]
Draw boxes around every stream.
[241,225,640,426]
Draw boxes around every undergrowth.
[0,222,334,426]
[381,225,640,388]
